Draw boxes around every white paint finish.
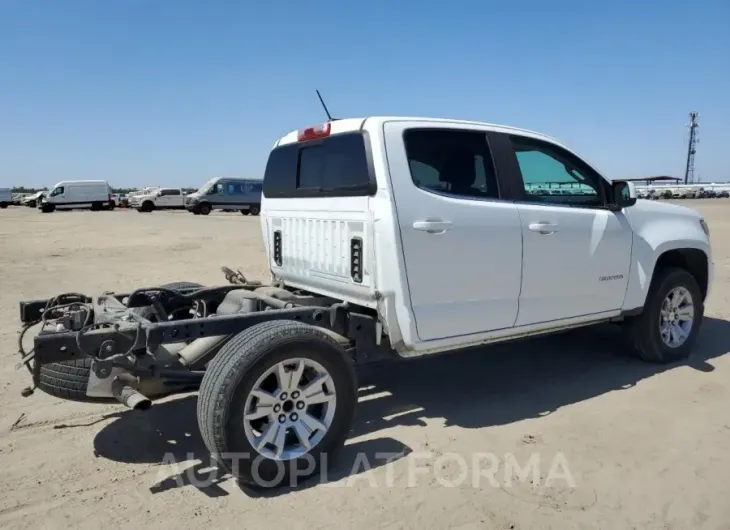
[264,197,375,304]
[622,199,712,310]
[382,120,523,340]
[44,180,112,208]
[262,116,714,358]
[514,203,633,326]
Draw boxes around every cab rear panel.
[261,119,379,307]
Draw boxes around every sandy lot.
[1,202,729,529]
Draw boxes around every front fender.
[622,213,711,310]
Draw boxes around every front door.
[383,122,524,341]
[504,133,634,326]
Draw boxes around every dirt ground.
[1,201,729,530]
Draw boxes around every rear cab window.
[263,131,376,198]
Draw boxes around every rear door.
[383,122,523,341]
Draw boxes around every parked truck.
[128,188,185,212]
[17,116,713,489]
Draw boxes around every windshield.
[197,179,216,195]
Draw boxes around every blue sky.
[1,0,728,189]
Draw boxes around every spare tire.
[37,281,205,402]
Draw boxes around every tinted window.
[263,132,375,198]
[226,182,244,195]
[403,129,499,199]
[510,135,605,206]
[51,186,64,196]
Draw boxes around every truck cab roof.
[275,116,567,151]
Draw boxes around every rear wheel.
[240,209,250,216]
[624,267,703,363]
[197,321,357,488]
[249,204,260,216]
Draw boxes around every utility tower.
[684,111,699,184]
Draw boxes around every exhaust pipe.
[111,376,151,410]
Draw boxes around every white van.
[41,180,114,212]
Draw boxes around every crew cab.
[130,187,186,212]
[17,116,713,490]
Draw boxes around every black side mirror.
[609,181,637,211]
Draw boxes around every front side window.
[510,135,605,206]
[51,186,64,196]
[403,129,500,199]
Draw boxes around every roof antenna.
[316,90,337,121]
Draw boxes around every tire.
[240,210,250,216]
[108,201,116,210]
[141,201,155,212]
[199,203,211,215]
[624,267,703,363]
[38,358,112,402]
[37,281,205,402]
[249,205,260,216]
[0,204,7,209]
[192,211,200,215]
[197,321,357,488]
[41,204,55,213]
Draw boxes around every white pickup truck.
[129,187,186,212]
[18,116,713,489]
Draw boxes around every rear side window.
[247,182,262,194]
[263,132,375,198]
[403,129,500,199]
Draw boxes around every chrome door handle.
[528,222,558,234]
[413,220,452,234]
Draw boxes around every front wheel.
[197,321,357,488]
[624,267,703,363]
[240,209,250,216]
[199,203,212,215]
